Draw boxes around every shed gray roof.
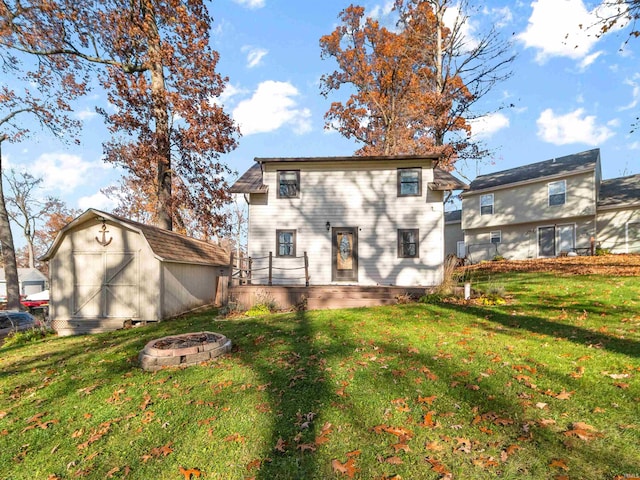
[0,268,47,283]
[469,149,600,191]
[598,173,640,208]
[230,156,468,193]
[42,209,229,266]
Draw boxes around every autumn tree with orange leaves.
[320,0,514,169]
[1,0,239,236]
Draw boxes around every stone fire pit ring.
[139,331,232,372]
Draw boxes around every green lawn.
[1,271,639,479]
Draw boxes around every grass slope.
[0,271,638,479]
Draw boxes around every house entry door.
[538,226,556,257]
[332,227,358,282]
[557,224,575,254]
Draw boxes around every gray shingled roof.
[42,209,229,266]
[444,209,462,223]
[598,173,640,208]
[469,149,600,191]
[229,156,468,193]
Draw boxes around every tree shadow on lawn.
[219,307,639,479]
[435,302,640,359]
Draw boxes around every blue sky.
[2,0,639,220]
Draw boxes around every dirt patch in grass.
[461,253,640,276]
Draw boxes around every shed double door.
[72,251,139,318]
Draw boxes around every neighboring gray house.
[230,155,467,287]
[460,149,640,262]
[596,173,640,253]
[41,209,229,336]
[444,209,464,259]
[0,267,48,299]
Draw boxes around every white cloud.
[77,191,118,211]
[469,112,510,138]
[369,1,395,19]
[242,46,268,68]
[536,108,615,145]
[75,108,98,121]
[444,5,479,51]
[232,81,312,136]
[28,153,96,193]
[618,76,640,111]
[517,0,627,64]
[232,0,265,9]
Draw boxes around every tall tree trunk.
[145,1,172,231]
[0,142,21,310]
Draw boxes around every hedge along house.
[41,209,229,336]
[229,155,468,309]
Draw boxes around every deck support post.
[268,252,273,286]
[304,251,309,286]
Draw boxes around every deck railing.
[229,251,309,287]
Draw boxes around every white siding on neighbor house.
[462,170,596,230]
[597,207,640,253]
[49,220,160,322]
[463,216,596,263]
[248,160,444,286]
[161,262,219,318]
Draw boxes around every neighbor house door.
[332,227,358,282]
[627,222,640,253]
[538,226,556,257]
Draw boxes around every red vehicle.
[21,290,49,309]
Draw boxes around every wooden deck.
[229,285,427,311]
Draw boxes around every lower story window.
[490,231,501,244]
[276,229,296,257]
[398,229,419,258]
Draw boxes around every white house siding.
[464,217,596,263]
[49,220,160,322]
[161,263,219,317]
[462,170,596,230]
[247,160,444,286]
[597,207,640,253]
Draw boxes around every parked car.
[0,311,42,342]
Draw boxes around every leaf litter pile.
[0,259,638,479]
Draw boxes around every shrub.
[2,326,55,348]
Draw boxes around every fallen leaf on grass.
[563,422,602,441]
[555,390,574,400]
[274,437,287,453]
[549,459,569,470]
[223,433,246,443]
[418,395,437,405]
[384,456,403,464]
[426,457,451,477]
[332,457,358,478]
[179,466,201,479]
[425,441,443,451]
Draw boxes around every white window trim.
[548,179,566,207]
[480,193,494,215]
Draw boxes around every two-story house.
[452,148,640,262]
[230,155,467,287]
[460,149,601,262]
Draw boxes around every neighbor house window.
[276,229,296,257]
[480,194,494,215]
[398,229,419,258]
[548,180,566,206]
[490,231,501,244]
[397,168,422,196]
[277,170,300,198]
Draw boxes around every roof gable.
[42,209,229,266]
[469,149,600,191]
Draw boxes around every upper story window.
[397,168,422,197]
[276,229,296,257]
[490,231,501,244]
[480,193,494,215]
[548,180,566,206]
[398,229,419,258]
[277,170,300,198]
